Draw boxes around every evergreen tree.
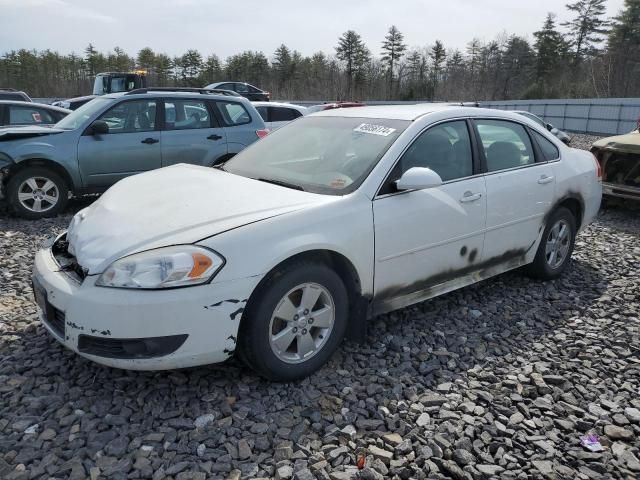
[336,30,368,98]
[608,0,640,96]
[562,0,609,61]
[534,14,565,83]
[381,25,407,97]
[430,40,446,99]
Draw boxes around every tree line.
[1,0,639,101]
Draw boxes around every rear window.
[270,107,301,122]
[8,106,56,125]
[532,130,560,161]
[215,101,251,126]
[0,93,27,101]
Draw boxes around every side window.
[215,101,251,126]
[97,100,156,134]
[248,85,261,93]
[235,83,249,94]
[164,100,211,130]
[398,120,473,182]
[532,130,560,161]
[476,120,535,172]
[218,83,234,91]
[8,106,55,125]
[269,107,299,122]
[255,106,269,122]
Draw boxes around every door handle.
[460,191,482,203]
[207,134,223,141]
[538,174,554,185]
[141,138,159,144]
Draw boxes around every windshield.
[224,116,409,194]
[54,98,110,130]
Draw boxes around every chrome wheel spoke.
[25,178,39,191]
[545,219,571,269]
[41,180,55,193]
[296,334,316,359]
[32,198,43,212]
[274,296,297,322]
[300,285,322,312]
[310,306,333,328]
[272,327,296,352]
[18,192,33,202]
[43,194,58,205]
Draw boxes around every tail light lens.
[256,129,269,139]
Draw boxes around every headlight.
[95,246,224,289]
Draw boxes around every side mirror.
[395,167,443,191]
[546,123,553,132]
[89,120,109,135]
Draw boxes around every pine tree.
[608,0,640,95]
[272,44,292,93]
[336,30,369,98]
[381,25,407,97]
[430,40,446,99]
[562,0,609,61]
[534,14,565,82]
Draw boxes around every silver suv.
[0,88,268,219]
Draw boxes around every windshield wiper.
[257,178,305,191]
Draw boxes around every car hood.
[592,131,640,154]
[0,125,65,141]
[67,164,332,274]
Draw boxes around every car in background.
[204,82,270,101]
[252,101,307,130]
[591,127,640,201]
[513,111,572,145]
[0,88,31,102]
[30,105,600,380]
[306,101,366,114]
[0,88,267,219]
[0,101,70,128]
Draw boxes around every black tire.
[526,207,576,280]
[7,167,69,219]
[238,260,349,381]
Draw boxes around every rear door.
[212,100,258,152]
[475,119,556,260]
[77,99,161,188]
[160,98,227,167]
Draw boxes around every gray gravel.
[1,138,640,479]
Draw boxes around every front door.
[160,98,227,167]
[474,119,556,261]
[373,120,487,314]
[77,99,161,188]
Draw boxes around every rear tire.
[7,167,69,219]
[526,207,576,280]
[238,260,349,381]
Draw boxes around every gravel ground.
[1,136,640,480]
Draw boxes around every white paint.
[33,105,602,371]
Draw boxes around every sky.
[0,0,627,60]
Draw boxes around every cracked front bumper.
[32,246,262,370]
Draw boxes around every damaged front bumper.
[32,235,262,370]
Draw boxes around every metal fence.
[477,98,640,136]
[34,96,640,136]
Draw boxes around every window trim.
[213,100,253,127]
[159,98,219,131]
[82,99,160,136]
[470,117,559,176]
[529,127,560,162]
[375,117,480,198]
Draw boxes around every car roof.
[252,101,306,110]
[103,91,251,102]
[312,104,519,121]
[0,100,70,112]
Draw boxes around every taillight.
[592,153,602,180]
[256,129,269,139]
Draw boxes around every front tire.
[238,261,349,381]
[7,167,69,219]
[527,207,576,280]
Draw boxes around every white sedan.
[252,101,307,131]
[32,105,601,381]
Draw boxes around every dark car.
[0,101,70,127]
[0,88,31,102]
[205,82,270,101]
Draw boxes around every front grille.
[52,234,87,282]
[44,303,65,337]
[78,334,188,359]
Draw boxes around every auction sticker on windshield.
[353,123,396,136]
